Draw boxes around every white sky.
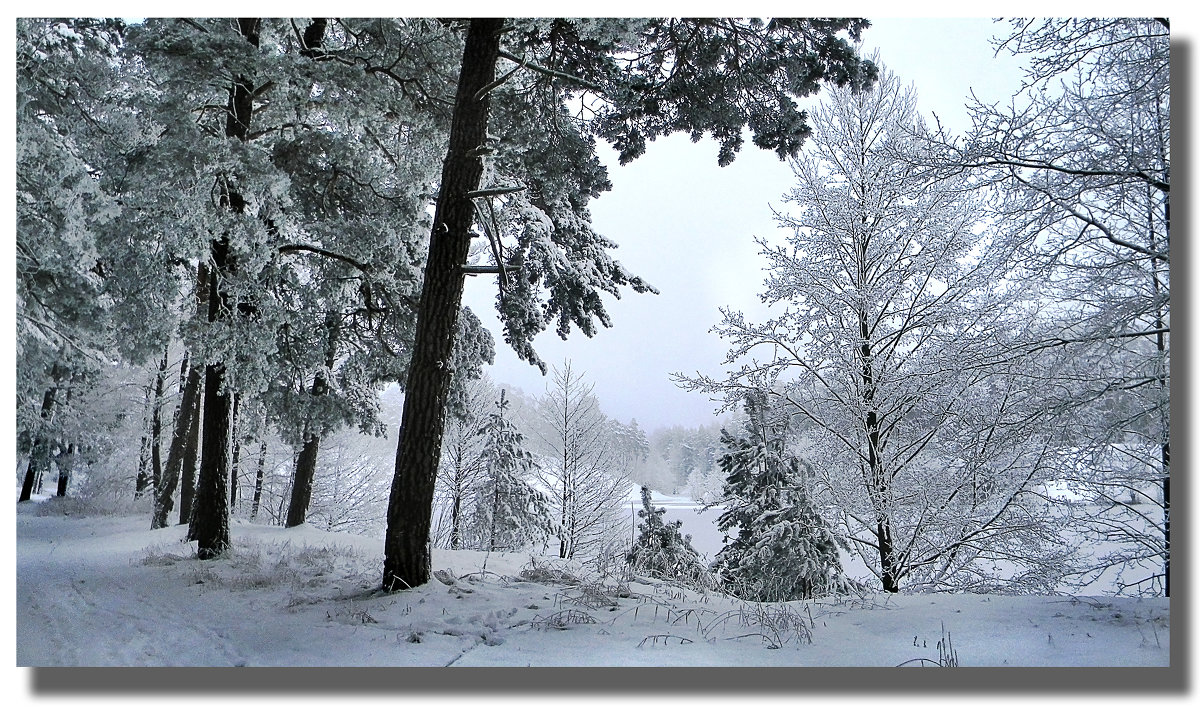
[462,17,1032,431]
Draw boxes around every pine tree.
[712,396,847,601]
[468,390,554,553]
[627,486,707,585]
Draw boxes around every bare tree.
[933,19,1170,595]
[681,61,1074,593]
[433,375,495,550]
[305,432,393,536]
[530,361,632,560]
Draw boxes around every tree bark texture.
[285,431,321,528]
[178,376,201,525]
[177,263,208,525]
[858,308,899,593]
[190,357,232,558]
[149,349,169,493]
[250,438,267,521]
[56,444,74,497]
[133,388,152,499]
[229,392,242,510]
[19,383,58,502]
[285,375,327,528]
[285,313,338,528]
[383,18,503,591]
[189,17,261,559]
[153,361,202,529]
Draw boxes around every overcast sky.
[460,18,1032,432]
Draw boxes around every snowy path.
[15,513,445,666]
[18,515,255,665]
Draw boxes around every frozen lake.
[623,489,726,561]
[623,489,1160,595]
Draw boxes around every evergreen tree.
[711,396,847,601]
[467,390,554,553]
[121,18,463,554]
[15,19,132,502]
[627,486,706,585]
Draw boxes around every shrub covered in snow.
[627,485,709,586]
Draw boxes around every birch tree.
[682,62,1072,592]
[930,19,1171,595]
[433,374,495,550]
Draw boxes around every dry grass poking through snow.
[16,512,1169,667]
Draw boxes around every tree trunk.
[153,361,202,529]
[20,383,58,502]
[450,495,462,551]
[56,444,74,497]
[189,17,261,560]
[250,438,267,521]
[559,490,571,559]
[229,392,242,511]
[133,388,152,499]
[149,350,169,493]
[190,356,232,558]
[383,18,503,591]
[177,263,208,526]
[858,307,899,593]
[285,311,338,528]
[877,518,899,593]
[179,373,202,525]
[1150,219,1169,598]
[189,240,238,556]
[1162,440,1170,597]
[285,430,321,528]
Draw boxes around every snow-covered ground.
[15,497,1170,669]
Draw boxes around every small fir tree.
[627,486,706,584]
[712,396,848,601]
[468,390,555,552]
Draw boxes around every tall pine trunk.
[190,353,232,558]
[56,444,74,497]
[383,18,503,591]
[178,372,202,525]
[229,392,242,511]
[285,431,321,528]
[153,360,202,529]
[177,263,208,526]
[149,350,169,493]
[285,313,338,528]
[189,18,261,559]
[250,438,267,521]
[19,381,58,502]
[285,375,326,528]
